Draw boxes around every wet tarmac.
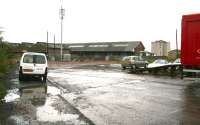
[48,64,200,125]
[1,64,200,125]
[0,70,94,125]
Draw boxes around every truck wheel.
[180,67,184,79]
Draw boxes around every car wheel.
[122,66,126,70]
[130,65,136,72]
[144,64,147,69]
[148,69,152,74]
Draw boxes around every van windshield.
[23,55,46,64]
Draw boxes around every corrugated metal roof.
[63,41,143,52]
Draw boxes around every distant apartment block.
[151,40,170,56]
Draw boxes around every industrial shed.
[63,41,145,61]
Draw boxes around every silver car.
[121,56,148,70]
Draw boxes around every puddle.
[21,86,46,98]
[37,96,81,124]
[193,88,200,97]
[99,65,105,67]
[4,89,20,102]
[10,78,19,85]
[20,85,47,106]
[110,64,121,67]
[7,115,30,125]
[47,86,61,96]
[122,79,142,84]
[2,74,93,125]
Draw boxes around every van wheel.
[19,71,24,81]
[43,75,47,83]
[42,70,47,83]
[41,74,47,83]
[19,72,24,81]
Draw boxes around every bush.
[0,43,15,74]
[0,43,15,101]
[0,81,6,101]
[0,49,9,74]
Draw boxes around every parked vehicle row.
[147,59,169,68]
[121,56,181,75]
[18,52,180,81]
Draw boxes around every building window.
[88,45,109,47]
[113,44,128,47]
[68,45,84,48]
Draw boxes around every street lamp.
[59,6,65,61]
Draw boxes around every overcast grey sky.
[0,0,200,51]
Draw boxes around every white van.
[19,52,48,82]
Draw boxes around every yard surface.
[1,63,200,125]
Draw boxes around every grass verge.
[0,81,6,102]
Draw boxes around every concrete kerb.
[47,78,95,125]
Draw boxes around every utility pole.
[46,31,49,55]
[59,5,65,61]
[54,34,56,57]
[176,29,179,58]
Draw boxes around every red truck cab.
[181,13,200,78]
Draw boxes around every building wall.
[66,42,145,61]
[9,41,145,61]
[134,42,145,54]
[70,51,134,61]
[168,49,180,60]
[48,48,69,56]
[151,40,170,56]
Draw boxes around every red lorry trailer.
[181,14,200,78]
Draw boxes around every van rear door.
[33,55,47,74]
[22,54,46,74]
